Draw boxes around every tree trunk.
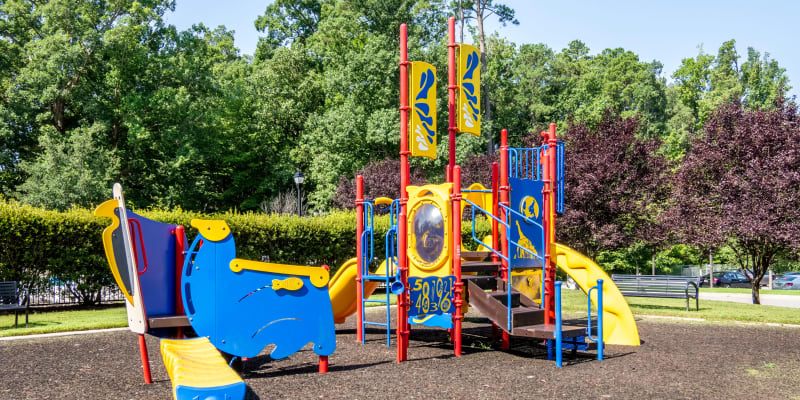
[52,97,66,134]
[458,0,465,43]
[751,278,760,305]
[651,252,656,275]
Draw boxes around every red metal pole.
[447,17,457,183]
[173,226,186,339]
[138,334,152,384]
[356,176,364,342]
[491,162,499,264]
[398,23,410,363]
[499,129,510,351]
[452,165,463,357]
[548,123,557,246]
[319,356,329,373]
[547,123,558,324]
[541,130,553,325]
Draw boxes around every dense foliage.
[1,1,798,302]
[667,103,800,303]
[0,198,491,303]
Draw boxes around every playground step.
[461,275,499,291]
[491,291,521,308]
[148,315,191,329]
[466,280,545,329]
[462,251,491,261]
[511,323,587,340]
[461,260,502,273]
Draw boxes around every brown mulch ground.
[2,309,799,399]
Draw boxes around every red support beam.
[452,165,463,356]
[398,23,410,363]
[138,334,152,384]
[356,176,364,342]
[447,17,457,183]
[499,129,510,351]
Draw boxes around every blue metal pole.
[597,279,604,361]
[555,281,562,367]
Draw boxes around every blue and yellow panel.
[406,184,454,328]
[182,219,336,359]
[508,178,545,269]
[409,61,437,159]
[160,337,245,400]
[458,44,480,136]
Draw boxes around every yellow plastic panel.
[409,61,437,159]
[458,43,481,136]
[190,219,232,242]
[406,183,452,278]
[230,260,329,288]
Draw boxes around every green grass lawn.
[0,306,127,338]
[2,287,798,338]
[560,289,800,325]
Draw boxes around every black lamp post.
[293,170,304,216]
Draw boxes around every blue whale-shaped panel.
[182,219,336,359]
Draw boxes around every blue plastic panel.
[127,210,177,317]
[182,231,336,359]
[408,275,455,317]
[508,178,545,269]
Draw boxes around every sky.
[164,0,799,99]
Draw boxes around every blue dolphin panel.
[182,221,336,359]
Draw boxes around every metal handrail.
[586,279,604,361]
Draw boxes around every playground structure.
[93,16,640,400]
[95,184,335,400]
[343,19,640,366]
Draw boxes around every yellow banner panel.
[458,44,480,136]
[409,61,437,159]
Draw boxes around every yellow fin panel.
[94,199,133,305]
[190,219,232,242]
[272,277,303,291]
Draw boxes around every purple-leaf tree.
[668,103,800,304]
[332,158,427,210]
[549,112,670,260]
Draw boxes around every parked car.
[773,272,800,290]
[699,271,752,288]
[743,270,777,287]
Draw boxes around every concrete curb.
[0,327,128,342]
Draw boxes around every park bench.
[611,275,700,311]
[0,281,29,327]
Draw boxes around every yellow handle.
[230,259,330,288]
[272,277,304,291]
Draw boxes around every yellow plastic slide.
[328,258,389,324]
[554,243,640,346]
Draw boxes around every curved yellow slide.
[328,258,389,324]
[554,243,640,346]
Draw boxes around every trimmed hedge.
[0,199,491,304]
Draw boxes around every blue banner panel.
[509,178,545,269]
[408,275,455,317]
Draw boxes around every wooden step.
[491,291,520,308]
[462,251,491,261]
[511,323,587,339]
[148,315,191,329]
[511,306,545,327]
[462,275,500,291]
[461,260,502,273]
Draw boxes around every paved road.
[701,291,800,308]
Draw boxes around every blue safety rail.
[462,198,545,331]
[586,279,604,361]
[508,143,565,214]
[548,279,604,367]
[360,199,400,346]
[556,141,565,214]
